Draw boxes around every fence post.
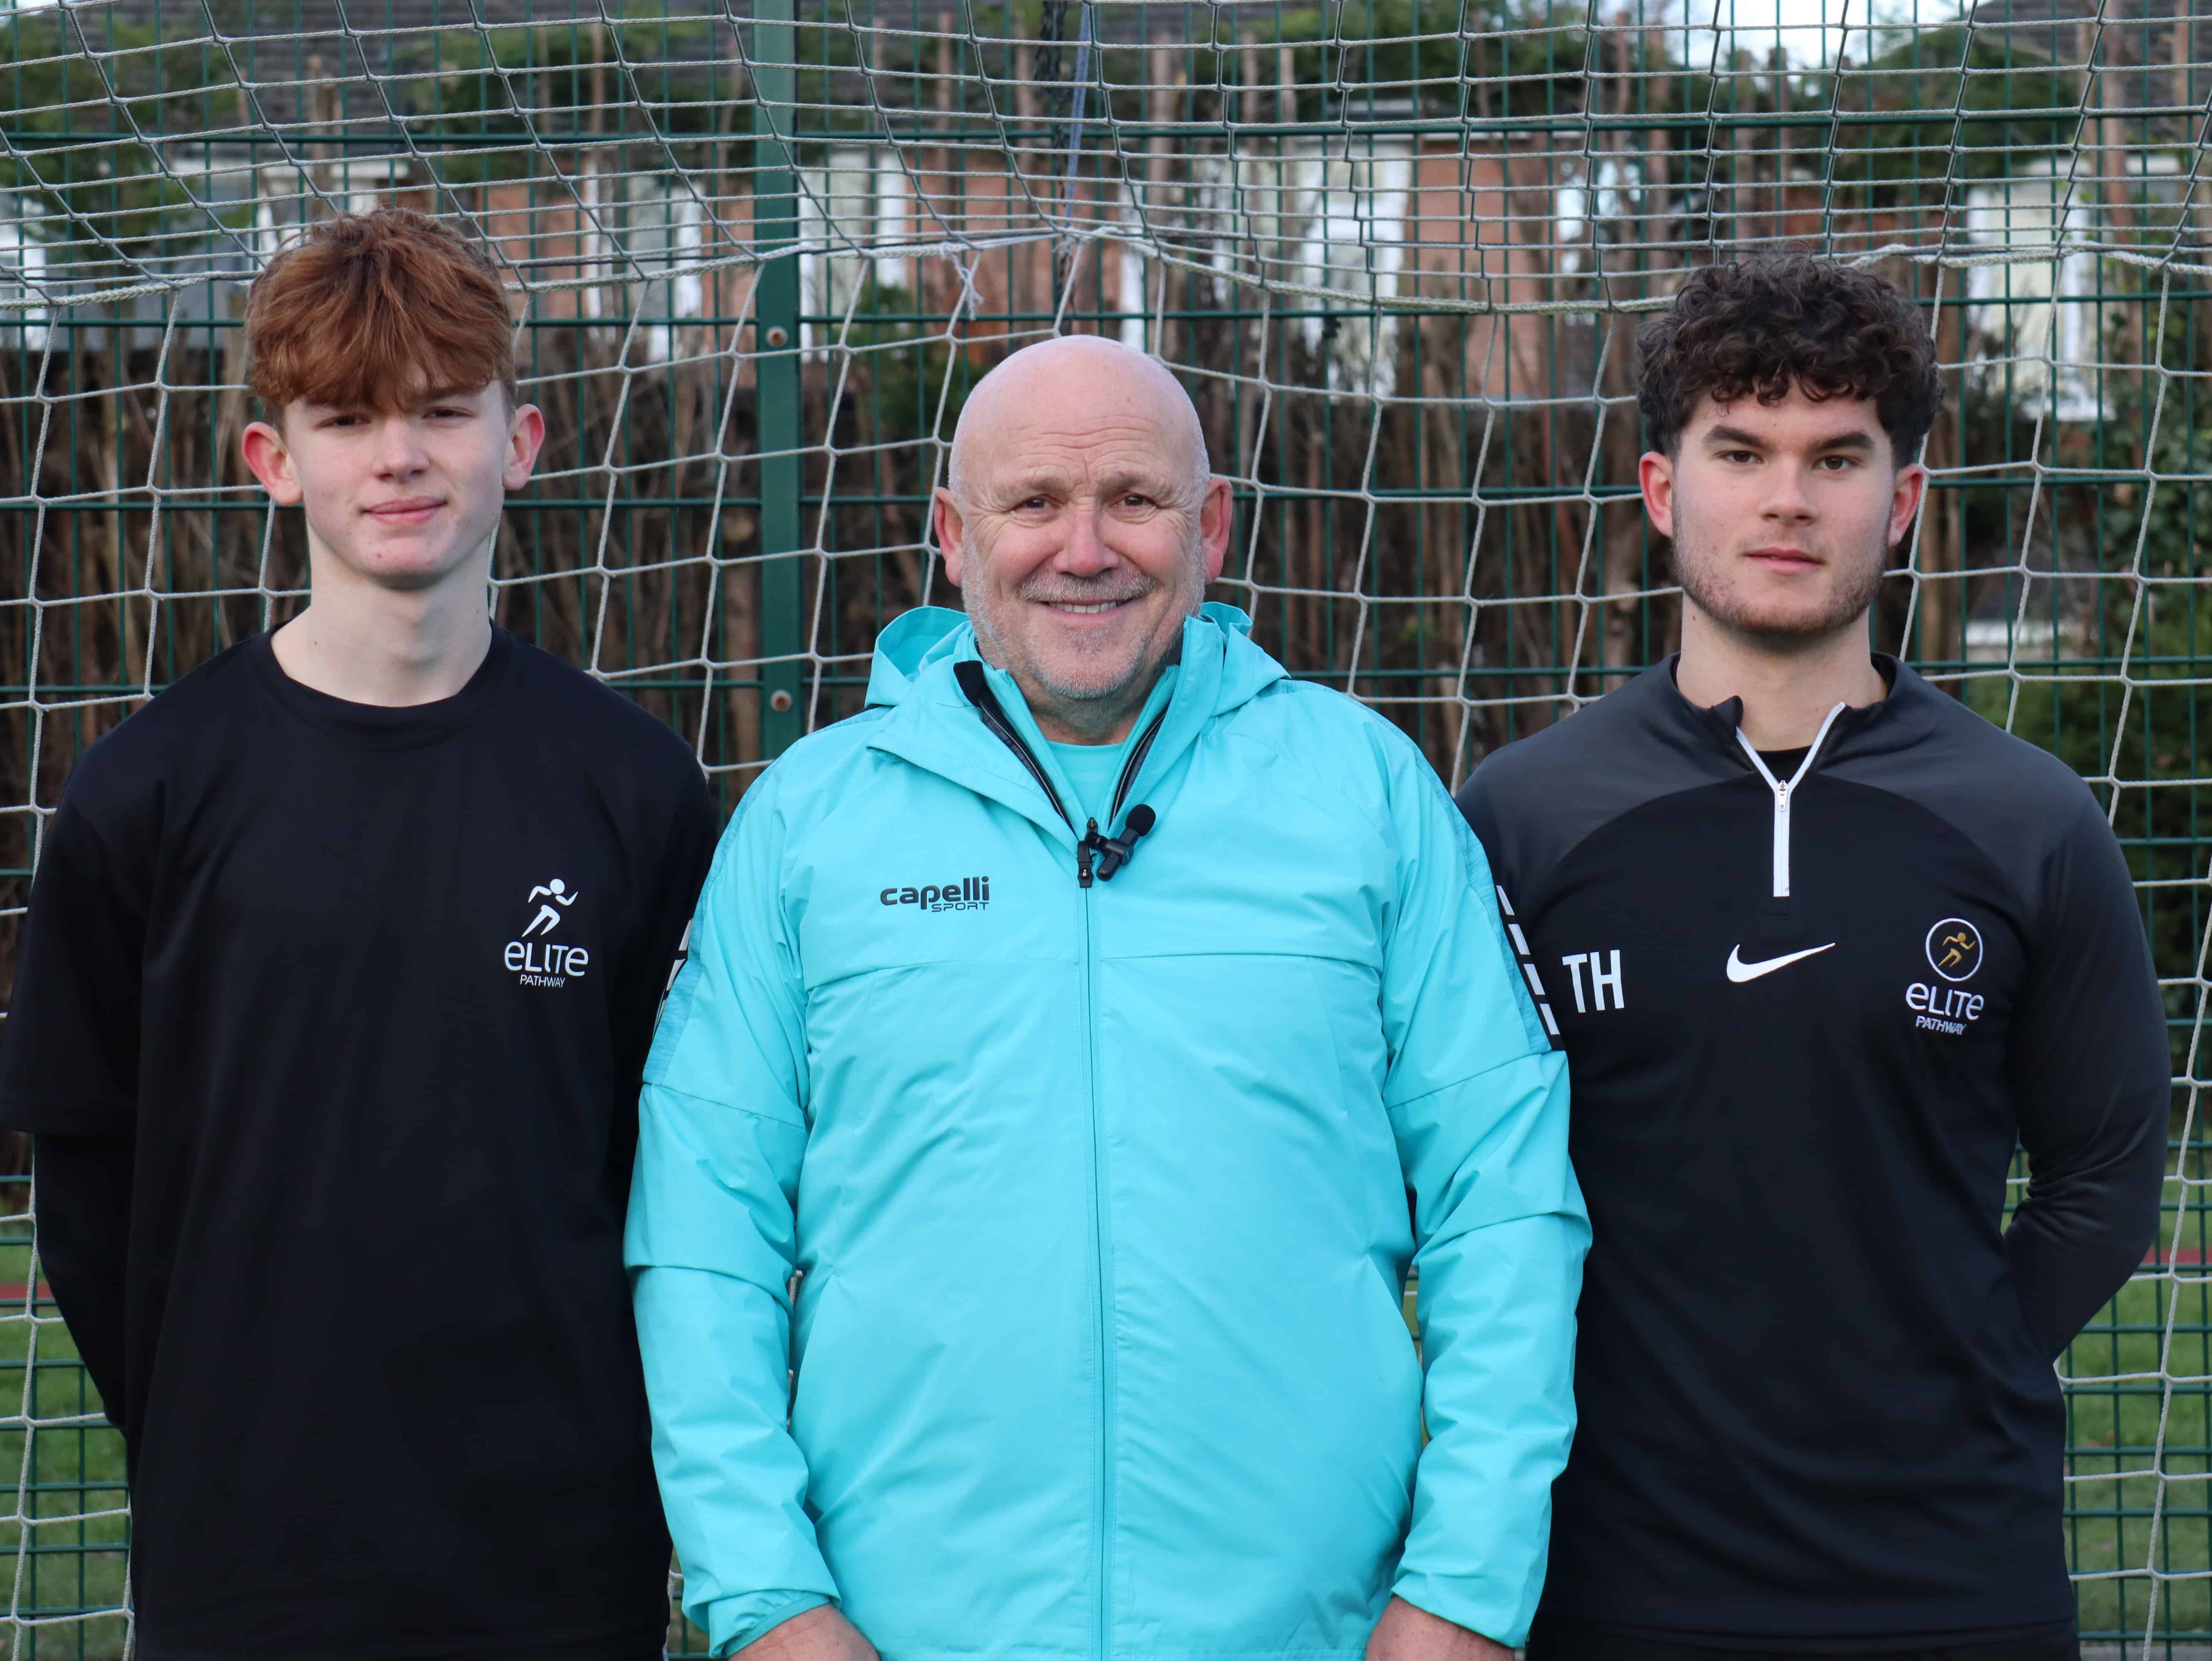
[752,0,804,759]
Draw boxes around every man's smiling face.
[1641,385,1925,647]
[935,338,1231,745]
[244,380,543,592]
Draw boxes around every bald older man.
[627,337,1587,1661]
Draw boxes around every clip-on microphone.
[1087,804,1157,882]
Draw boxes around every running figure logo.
[504,879,590,988]
[523,879,579,939]
[1923,917,1984,982]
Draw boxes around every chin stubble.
[968,558,1200,721]
[1674,531,1887,646]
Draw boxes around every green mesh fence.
[0,0,2207,1652]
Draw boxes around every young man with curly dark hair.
[1458,254,2166,1661]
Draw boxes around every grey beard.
[966,566,1202,742]
[1015,572,1161,609]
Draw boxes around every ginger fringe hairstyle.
[245,210,520,416]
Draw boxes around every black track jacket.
[1456,654,2168,1646]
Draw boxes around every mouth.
[366,497,444,524]
[1029,593,1151,620]
[1745,547,1821,573]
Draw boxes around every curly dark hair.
[1637,254,1943,463]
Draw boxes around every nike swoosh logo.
[1725,942,1836,983]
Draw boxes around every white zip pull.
[1735,702,1847,899]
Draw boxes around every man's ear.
[1638,449,1676,541]
[1888,460,1928,548]
[933,488,968,586]
[504,402,546,492]
[1197,476,1232,585]
[241,419,303,506]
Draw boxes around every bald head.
[947,336,1210,512]
[930,333,1233,746]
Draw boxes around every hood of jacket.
[863,599,1283,717]
[855,601,1287,845]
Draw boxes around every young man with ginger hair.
[0,209,715,1659]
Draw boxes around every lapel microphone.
[1086,805,1157,882]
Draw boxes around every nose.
[1054,498,1115,574]
[1761,462,1816,525]
[372,414,430,478]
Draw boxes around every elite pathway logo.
[506,878,590,987]
[1907,916,1983,1035]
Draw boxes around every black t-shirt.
[0,628,718,1661]
[1458,657,2167,1646]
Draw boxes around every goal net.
[0,0,2205,1652]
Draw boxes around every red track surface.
[2148,1249,2212,1267]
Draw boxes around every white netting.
[0,0,2208,1652]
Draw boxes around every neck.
[974,620,1184,747]
[271,544,494,707]
[1023,667,1162,746]
[1674,603,1887,750]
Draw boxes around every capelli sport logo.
[506,878,590,987]
[881,876,991,914]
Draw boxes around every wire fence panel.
[0,0,2206,1654]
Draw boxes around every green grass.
[0,1229,131,1661]
[2063,1132,2212,1650]
[2063,1267,2212,1644]
[7,1185,2212,1656]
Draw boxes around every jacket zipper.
[957,662,1075,833]
[956,658,1164,1656]
[1734,701,1847,898]
[1083,710,1167,882]
[1079,870,1113,1661]
[1107,715,1163,821]
[954,659,1165,889]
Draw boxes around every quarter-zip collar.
[861,602,1287,852]
[1623,652,1925,902]
[1733,705,1847,899]
[1665,650,1911,764]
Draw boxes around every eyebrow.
[1097,468,1176,496]
[1703,423,1877,453]
[995,470,1074,500]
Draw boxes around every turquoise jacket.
[627,604,1587,1661]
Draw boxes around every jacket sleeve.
[2004,795,2170,1360]
[626,779,838,1656]
[1380,750,1588,1649]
